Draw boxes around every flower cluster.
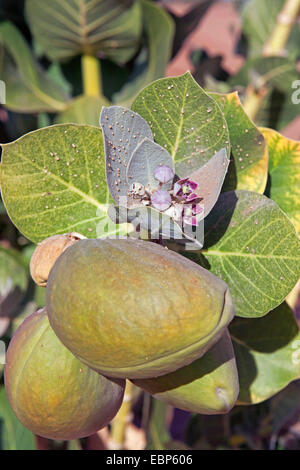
[128,165,203,227]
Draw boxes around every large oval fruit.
[47,238,235,379]
[4,308,125,440]
[133,330,239,414]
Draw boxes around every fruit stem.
[81,54,102,97]
[109,380,134,449]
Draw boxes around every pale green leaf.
[230,303,300,404]
[25,0,142,64]
[185,190,300,318]
[242,0,300,59]
[0,387,35,450]
[132,72,231,177]
[231,57,299,94]
[114,0,175,105]
[146,399,170,451]
[0,21,69,113]
[0,124,128,243]
[260,128,300,234]
[0,246,28,318]
[55,95,109,126]
[210,92,269,194]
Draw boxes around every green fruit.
[4,308,125,440]
[133,330,239,414]
[47,238,235,379]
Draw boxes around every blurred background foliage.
[0,0,299,450]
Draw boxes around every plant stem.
[263,0,300,56]
[81,54,102,97]
[243,0,300,121]
[109,380,134,450]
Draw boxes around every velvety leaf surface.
[0,124,126,242]
[55,95,109,126]
[127,138,174,190]
[261,128,300,234]
[132,72,230,177]
[114,0,174,106]
[230,303,300,404]
[100,106,153,203]
[210,92,268,194]
[0,21,69,113]
[188,148,229,219]
[185,190,300,318]
[108,204,186,243]
[242,0,300,59]
[25,0,142,64]
[0,387,35,450]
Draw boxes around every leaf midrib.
[202,249,299,260]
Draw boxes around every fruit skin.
[4,308,125,440]
[30,233,84,287]
[46,238,235,379]
[133,330,239,414]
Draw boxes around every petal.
[186,193,198,202]
[188,180,198,191]
[173,182,182,196]
[151,190,172,211]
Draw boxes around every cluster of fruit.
[4,234,239,440]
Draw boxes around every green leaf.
[0,21,69,113]
[25,0,142,64]
[230,57,300,130]
[0,387,35,450]
[242,0,300,59]
[209,92,269,194]
[230,303,300,404]
[231,57,299,95]
[247,87,300,131]
[260,128,300,234]
[0,124,128,243]
[185,190,300,318]
[114,0,175,105]
[127,138,174,190]
[55,95,109,126]
[146,399,171,450]
[0,246,28,318]
[132,72,230,177]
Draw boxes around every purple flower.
[182,203,203,226]
[174,178,198,201]
[154,165,175,184]
[151,190,172,211]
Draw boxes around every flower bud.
[30,233,84,287]
[154,165,174,184]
